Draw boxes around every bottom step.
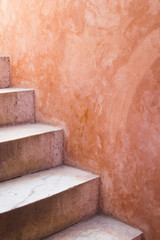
[0,165,99,240]
[46,215,143,240]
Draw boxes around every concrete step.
[0,165,99,240]
[0,88,35,126]
[0,123,64,181]
[0,57,10,88]
[46,214,143,240]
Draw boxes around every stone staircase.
[0,57,144,240]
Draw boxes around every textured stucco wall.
[0,1,160,239]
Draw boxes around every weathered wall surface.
[0,1,160,239]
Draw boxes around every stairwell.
[0,57,144,240]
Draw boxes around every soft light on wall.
[0,1,160,239]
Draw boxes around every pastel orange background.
[0,1,160,239]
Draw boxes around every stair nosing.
[0,87,34,94]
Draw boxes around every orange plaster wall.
[0,1,160,239]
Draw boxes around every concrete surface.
[46,214,143,240]
[0,57,10,88]
[0,123,64,181]
[0,88,35,126]
[0,165,99,240]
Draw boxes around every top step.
[0,57,10,88]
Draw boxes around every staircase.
[0,57,144,240]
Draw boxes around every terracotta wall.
[0,1,160,239]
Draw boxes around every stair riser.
[0,130,64,181]
[0,90,35,126]
[0,57,10,88]
[0,178,99,240]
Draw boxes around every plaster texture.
[46,215,143,240]
[0,123,64,181]
[0,165,99,240]
[0,1,160,239]
[0,57,10,88]
[0,88,35,126]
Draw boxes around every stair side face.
[0,166,99,240]
[45,215,143,240]
[0,125,64,181]
[0,89,35,126]
[0,57,10,88]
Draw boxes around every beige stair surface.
[0,57,10,88]
[0,123,64,181]
[45,214,143,240]
[0,165,99,240]
[0,88,35,126]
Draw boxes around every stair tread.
[46,214,143,240]
[0,123,62,143]
[0,87,34,93]
[0,165,98,214]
